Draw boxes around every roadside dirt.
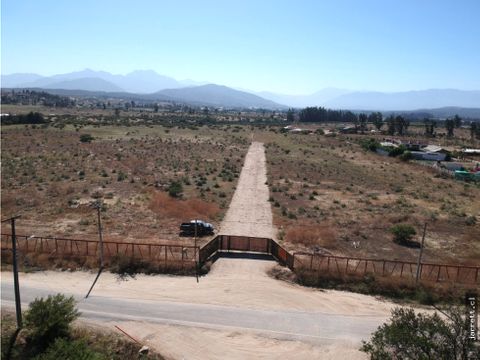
[120,321,368,360]
[7,258,392,359]
[219,142,275,239]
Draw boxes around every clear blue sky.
[2,0,479,94]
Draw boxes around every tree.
[286,108,295,122]
[424,118,436,137]
[453,114,462,128]
[470,121,480,141]
[361,306,479,360]
[386,115,395,135]
[390,224,416,246]
[369,112,383,131]
[154,103,159,113]
[394,115,408,135]
[25,294,80,352]
[445,118,455,137]
[358,113,368,133]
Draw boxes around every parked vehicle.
[179,220,214,236]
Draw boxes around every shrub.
[390,224,416,246]
[116,171,127,182]
[399,150,412,161]
[25,294,80,351]
[167,180,183,198]
[361,306,479,359]
[360,138,380,152]
[387,145,407,157]
[79,134,94,143]
[465,215,477,226]
[36,338,103,360]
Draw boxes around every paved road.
[1,278,381,344]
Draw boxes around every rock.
[139,345,149,355]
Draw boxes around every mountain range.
[2,69,480,112]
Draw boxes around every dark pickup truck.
[179,220,214,236]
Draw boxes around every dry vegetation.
[256,126,480,265]
[1,123,250,246]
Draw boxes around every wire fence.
[1,234,198,270]
[293,252,480,285]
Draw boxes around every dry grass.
[285,224,336,248]
[294,268,475,305]
[149,191,220,222]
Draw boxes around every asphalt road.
[1,278,381,345]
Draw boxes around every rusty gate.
[199,235,294,270]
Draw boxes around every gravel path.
[219,142,274,238]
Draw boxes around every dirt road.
[219,142,274,239]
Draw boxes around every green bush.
[35,338,103,360]
[399,150,412,161]
[387,145,407,157]
[25,294,80,351]
[80,134,94,143]
[361,307,479,359]
[167,180,183,198]
[390,224,416,246]
[360,138,380,152]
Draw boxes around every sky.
[1,0,480,95]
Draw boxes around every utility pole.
[415,223,428,285]
[194,220,199,283]
[2,216,22,328]
[95,200,104,268]
[85,200,105,298]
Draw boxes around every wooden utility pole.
[85,201,105,299]
[95,200,104,268]
[415,223,428,285]
[2,216,22,328]
[194,221,199,283]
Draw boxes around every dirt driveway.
[219,142,274,239]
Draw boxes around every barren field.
[1,124,250,245]
[255,128,480,265]
[2,121,479,265]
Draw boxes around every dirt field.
[219,142,274,238]
[1,124,250,245]
[254,128,480,265]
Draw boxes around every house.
[439,162,465,172]
[422,145,442,152]
[410,151,447,161]
[339,126,357,134]
[380,141,398,148]
[462,149,480,157]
